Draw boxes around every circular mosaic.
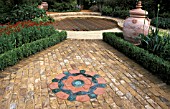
[72,80,85,87]
[49,70,106,102]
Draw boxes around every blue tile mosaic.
[49,70,106,102]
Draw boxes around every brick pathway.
[0,39,170,109]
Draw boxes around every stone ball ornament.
[49,70,106,102]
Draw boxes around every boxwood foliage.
[0,31,67,70]
[161,44,170,61]
[0,25,56,54]
[103,32,170,84]
[151,17,170,29]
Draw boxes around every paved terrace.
[48,12,123,39]
[0,39,170,109]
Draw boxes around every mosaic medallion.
[49,70,106,102]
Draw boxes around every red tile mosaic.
[84,78,92,85]
[96,77,106,84]
[94,87,105,95]
[72,87,86,93]
[76,95,90,102]
[73,75,84,80]
[85,71,96,76]
[55,73,65,79]
[65,76,74,85]
[83,84,91,90]
[56,92,69,100]
[69,70,79,74]
[49,70,106,102]
[49,82,58,89]
[66,85,76,91]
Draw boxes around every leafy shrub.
[103,32,170,84]
[158,31,170,36]
[138,28,170,56]
[0,22,56,54]
[159,12,170,18]
[101,6,129,19]
[112,10,129,19]
[103,0,169,18]
[151,17,170,29]
[89,5,99,12]
[102,5,113,16]
[49,2,79,12]
[32,15,55,23]
[0,13,10,24]
[0,31,67,70]
[139,5,170,61]
[0,4,46,24]
[0,0,13,14]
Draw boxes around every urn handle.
[146,17,151,25]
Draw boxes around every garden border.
[103,32,170,84]
[0,31,67,70]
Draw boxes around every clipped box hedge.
[0,31,67,70]
[0,25,56,54]
[103,32,170,84]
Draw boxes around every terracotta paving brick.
[0,39,170,109]
[96,77,106,84]
[69,70,80,74]
[83,84,91,90]
[72,87,86,93]
[65,77,74,86]
[80,76,91,83]
[94,87,105,95]
[55,73,65,79]
[85,71,96,76]
[76,95,90,102]
[72,75,84,80]
[49,82,59,89]
[56,92,69,100]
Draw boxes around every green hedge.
[103,32,170,84]
[0,25,56,54]
[0,4,46,24]
[112,10,129,19]
[159,12,170,18]
[48,2,79,12]
[0,31,67,70]
[151,17,170,29]
[101,6,129,19]
[102,5,113,16]
[161,44,170,61]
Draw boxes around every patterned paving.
[54,17,117,31]
[49,70,106,102]
[0,39,170,109]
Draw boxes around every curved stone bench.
[48,12,102,17]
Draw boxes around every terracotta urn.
[123,1,150,45]
[41,2,48,11]
[38,5,43,9]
